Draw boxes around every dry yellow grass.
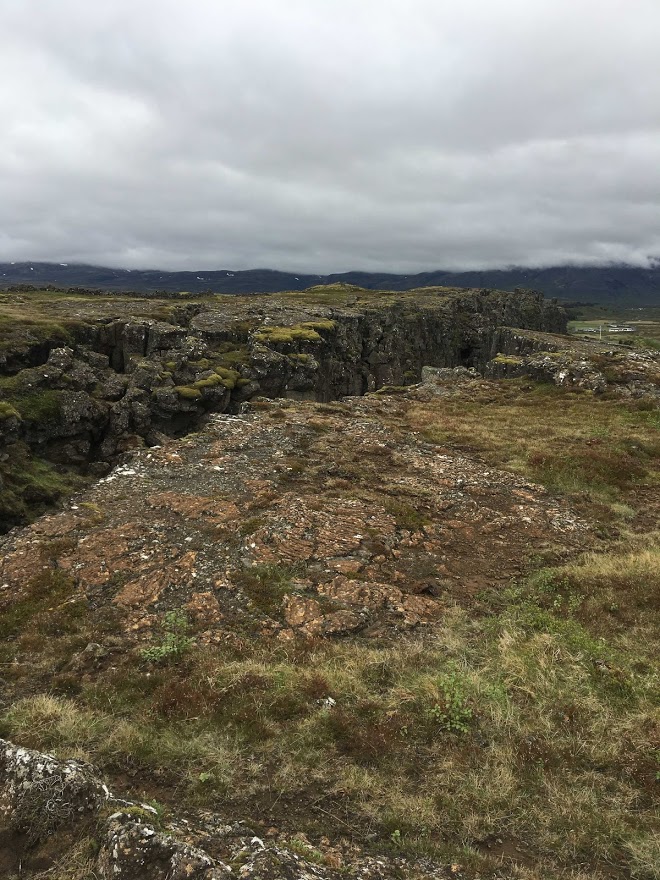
[406,382,660,502]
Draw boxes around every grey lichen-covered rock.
[485,350,609,392]
[1,737,410,880]
[97,813,230,880]
[0,738,230,878]
[236,845,330,880]
[0,738,109,842]
[421,365,480,385]
[234,843,402,880]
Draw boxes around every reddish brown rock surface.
[0,386,592,647]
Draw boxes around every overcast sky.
[1,0,659,273]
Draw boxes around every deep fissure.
[0,288,567,532]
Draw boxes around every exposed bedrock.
[0,287,565,531]
[0,737,228,879]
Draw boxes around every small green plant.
[383,499,430,531]
[140,611,195,664]
[288,836,327,865]
[428,671,473,734]
[390,829,402,847]
[235,563,299,614]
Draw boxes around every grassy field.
[408,382,660,504]
[1,378,659,879]
[568,306,660,350]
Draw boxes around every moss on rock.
[253,325,323,344]
[0,401,20,421]
[175,385,202,400]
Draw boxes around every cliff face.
[0,285,565,531]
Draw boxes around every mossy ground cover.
[7,388,62,422]
[0,309,77,354]
[0,401,20,419]
[0,379,658,879]
[174,367,249,399]
[253,324,324,344]
[0,443,88,531]
[0,297,98,366]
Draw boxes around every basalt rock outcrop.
[0,285,566,531]
[0,737,245,879]
[3,284,660,536]
[485,328,660,396]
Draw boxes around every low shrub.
[140,611,196,664]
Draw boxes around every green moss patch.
[491,354,524,365]
[194,374,224,390]
[0,401,20,420]
[0,569,76,640]
[253,322,334,345]
[212,367,241,389]
[0,443,88,532]
[287,353,311,364]
[299,319,335,332]
[12,390,63,422]
[0,373,64,423]
[175,385,202,400]
[214,345,249,367]
[374,385,409,395]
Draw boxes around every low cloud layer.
[2,0,659,272]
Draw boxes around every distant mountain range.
[1,261,659,306]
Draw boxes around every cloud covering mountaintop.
[1,0,659,272]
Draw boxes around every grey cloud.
[1,0,659,272]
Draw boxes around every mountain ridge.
[2,260,660,305]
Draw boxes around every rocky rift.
[0,284,566,531]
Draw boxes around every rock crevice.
[0,285,566,531]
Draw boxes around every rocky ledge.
[4,283,659,534]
